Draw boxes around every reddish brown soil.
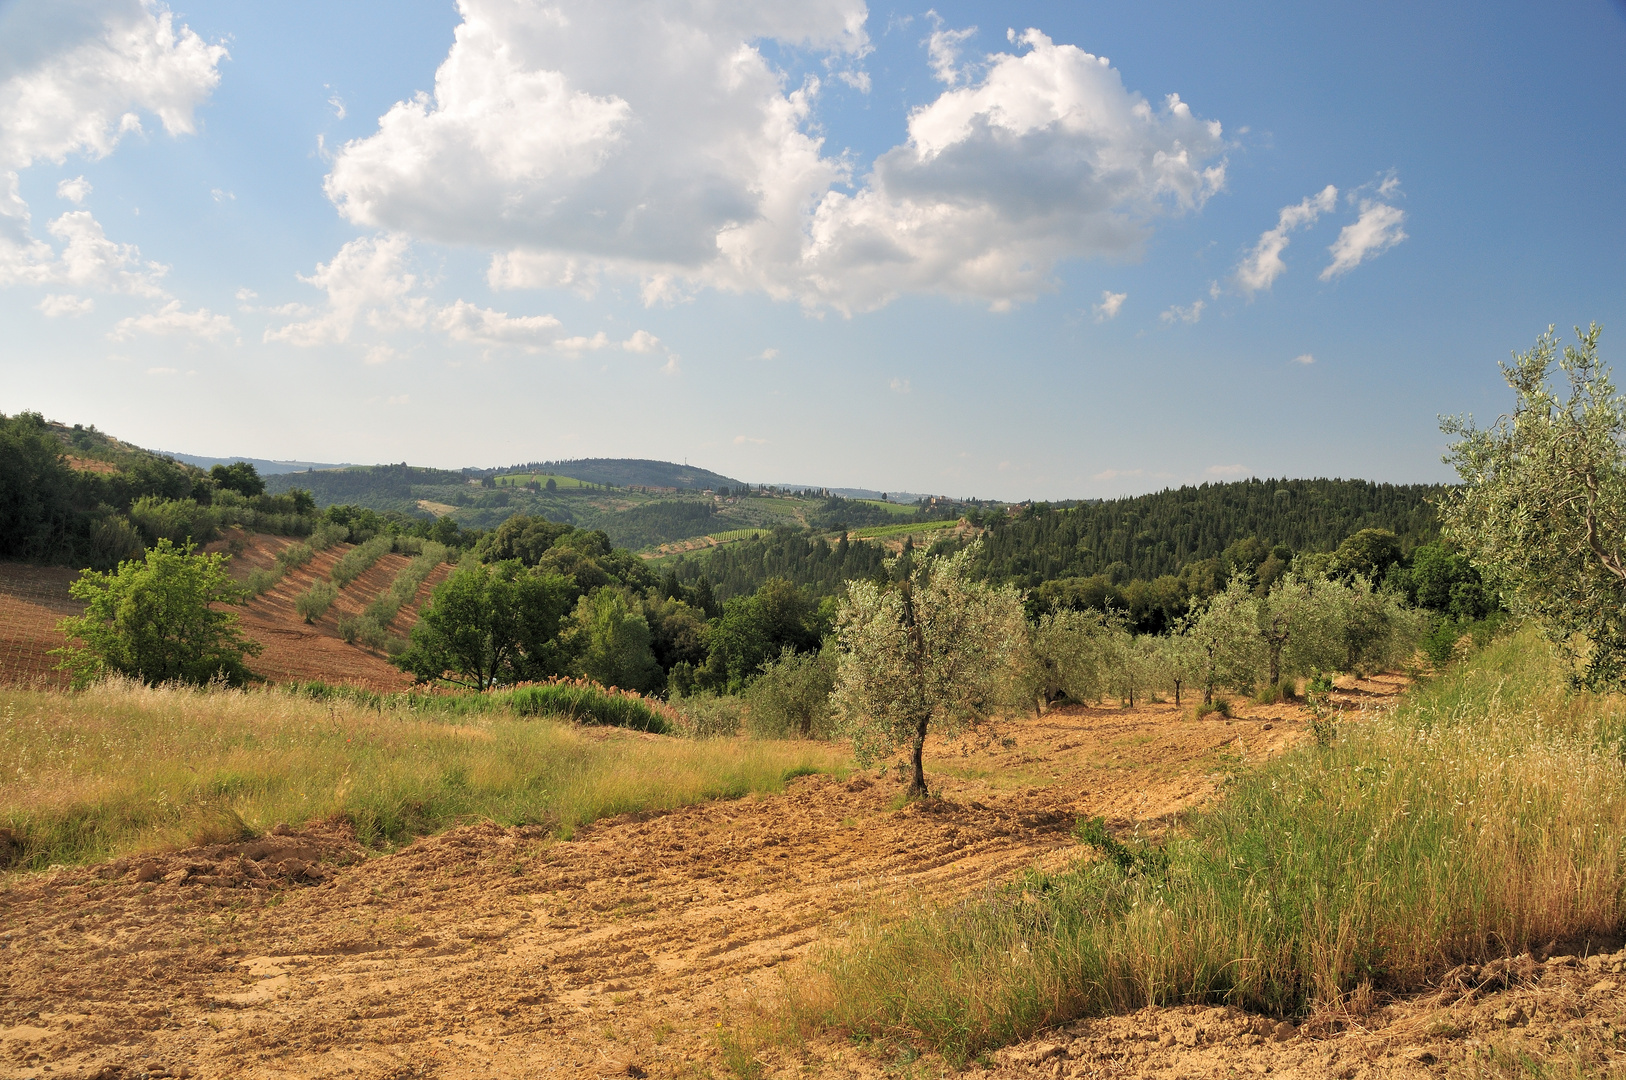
[0,563,82,689]
[5,679,1541,1080]
[0,534,447,693]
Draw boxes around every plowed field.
[0,535,448,692]
[7,680,1540,1080]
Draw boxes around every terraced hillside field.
[0,532,449,692]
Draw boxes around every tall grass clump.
[0,678,847,870]
[782,629,1626,1062]
[503,678,678,733]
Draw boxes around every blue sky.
[2,0,1623,499]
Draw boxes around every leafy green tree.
[566,588,663,692]
[395,561,573,689]
[1440,325,1626,685]
[1405,543,1492,619]
[209,461,265,497]
[704,577,826,690]
[476,514,572,565]
[644,594,710,672]
[54,539,262,686]
[0,410,79,561]
[1329,528,1403,583]
[127,496,220,547]
[832,544,1027,797]
[1153,631,1205,705]
[1010,608,1120,712]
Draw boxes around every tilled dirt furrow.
[0,694,1384,1078]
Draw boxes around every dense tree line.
[596,500,717,550]
[976,478,1442,589]
[665,526,893,600]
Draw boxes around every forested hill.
[266,464,468,514]
[979,478,1444,588]
[531,459,742,491]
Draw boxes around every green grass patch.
[778,629,1626,1063]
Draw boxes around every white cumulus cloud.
[0,1,224,291]
[111,299,236,342]
[925,20,977,85]
[1292,352,1315,365]
[1234,185,1336,295]
[56,176,91,203]
[37,292,93,317]
[1322,199,1407,280]
[322,3,1227,314]
[621,329,661,353]
[1093,290,1126,321]
[265,233,428,346]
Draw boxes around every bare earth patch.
[5,677,1597,1079]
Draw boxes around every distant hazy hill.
[159,451,355,476]
[529,458,744,491]
[265,463,470,516]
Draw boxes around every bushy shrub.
[128,496,220,547]
[745,646,836,738]
[1193,697,1233,720]
[669,691,745,738]
[504,678,675,733]
[85,512,143,569]
[1254,676,1297,705]
[245,567,280,596]
[53,539,261,687]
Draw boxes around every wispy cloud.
[1323,200,1407,280]
[1235,185,1337,294]
[1160,299,1204,324]
[1292,353,1315,365]
[1092,290,1126,322]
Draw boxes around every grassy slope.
[0,680,848,871]
[783,629,1626,1061]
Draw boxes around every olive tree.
[1441,324,1625,686]
[1009,607,1121,713]
[1185,576,1267,703]
[1154,631,1205,705]
[832,544,1027,797]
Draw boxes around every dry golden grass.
[776,629,1626,1062]
[0,677,848,870]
